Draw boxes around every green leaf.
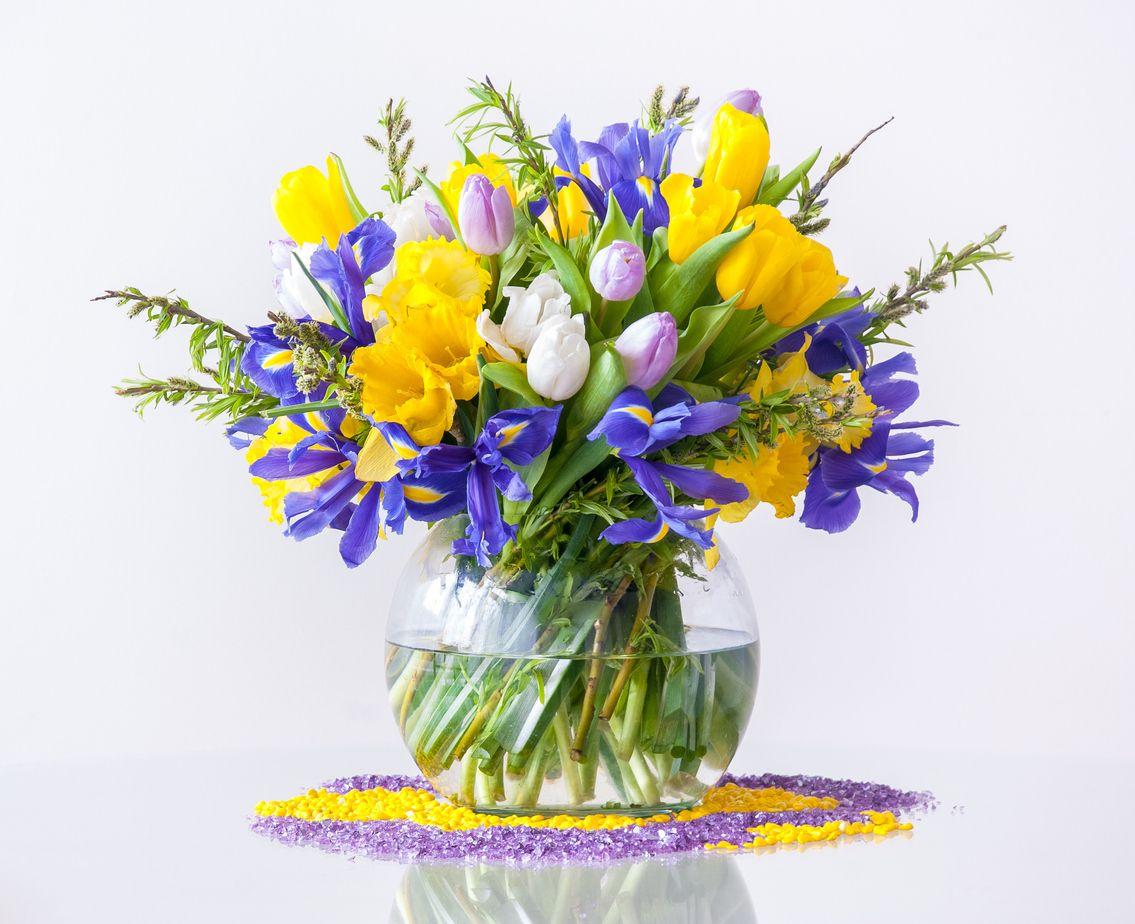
[648,223,752,325]
[658,295,739,388]
[592,191,637,256]
[563,344,627,442]
[329,153,369,223]
[481,362,545,407]
[808,291,869,322]
[291,252,351,334]
[758,148,821,206]
[669,379,723,403]
[530,438,613,513]
[538,235,594,318]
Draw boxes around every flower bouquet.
[105,80,1008,815]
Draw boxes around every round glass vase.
[385,518,759,816]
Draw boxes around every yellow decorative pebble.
[253,782,839,834]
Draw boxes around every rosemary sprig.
[95,288,249,342]
[114,374,275,421]
[864,226,1012,340]
[789,117,894,235]
[454,77,563,241]
[99,287,272,422]
[365,98,424,204]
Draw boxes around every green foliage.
[97,287,275,423]
[563,344,627,442]
[365,98,423,204]
[453,77,564,241]
[864,226,1012,341]
[481,362,545,407]
[648,223,751,325]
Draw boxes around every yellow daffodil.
[350,341,456,446]
[439,154,517,218]
[716,205,802,310]
[245,418,344,523]
[714,432,814,521]
[272,155,359,246]
[702,103,770,209]
[367,239,491,322]
[660,173,740,263]
[751,336,827,400]
[380,302,483,400]
[763,237,847,328]
[828,370,876,451]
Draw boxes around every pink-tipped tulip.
[458,174,514,255]
[614,312,678,388]
[589,241,645,301]
[692,88,764,163]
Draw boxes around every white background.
[2,0,1133,919]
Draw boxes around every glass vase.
[385,517,759,816]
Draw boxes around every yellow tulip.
[715,205,801,310]
[439,153,517,218]
[763,237,847,328]
[545,166,594,241]
[702,103,770,208]
[660,173,740,263]
[349,341,456,446]
[272,155,359,246]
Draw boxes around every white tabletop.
[3,746,1130,922]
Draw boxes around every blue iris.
[548,116,683,235]
[407,406,563,566]
[587,385,747,548]
[800,353,956,533]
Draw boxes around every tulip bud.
[526,314,591,401]
[702,104,770,209]
[458,174,515,255]
[423,200,456,241]
[692,90,763,164]
[589,241,645,301]
[614,312,678,389]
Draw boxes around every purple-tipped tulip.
[693,88,764,163]
[423,200,455,241]
[458,174,514,255]
[614,312,678,388]
[590,241,645,301]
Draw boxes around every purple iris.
[309,217,396,345]
[548,116,683,235]
[586,385,747,548]
[773,291,871,376]
[410,406,563,565]
[799,351,955,533]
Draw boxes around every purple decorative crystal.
[251,771,935,867]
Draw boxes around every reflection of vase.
[388,854,757,924]
[385,518,760,816]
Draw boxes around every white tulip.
[525,314,590,401]
[475,311,521,364]
[500,272,573,355]
[270,240,331,322]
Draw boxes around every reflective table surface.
[2,747,1131,922]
